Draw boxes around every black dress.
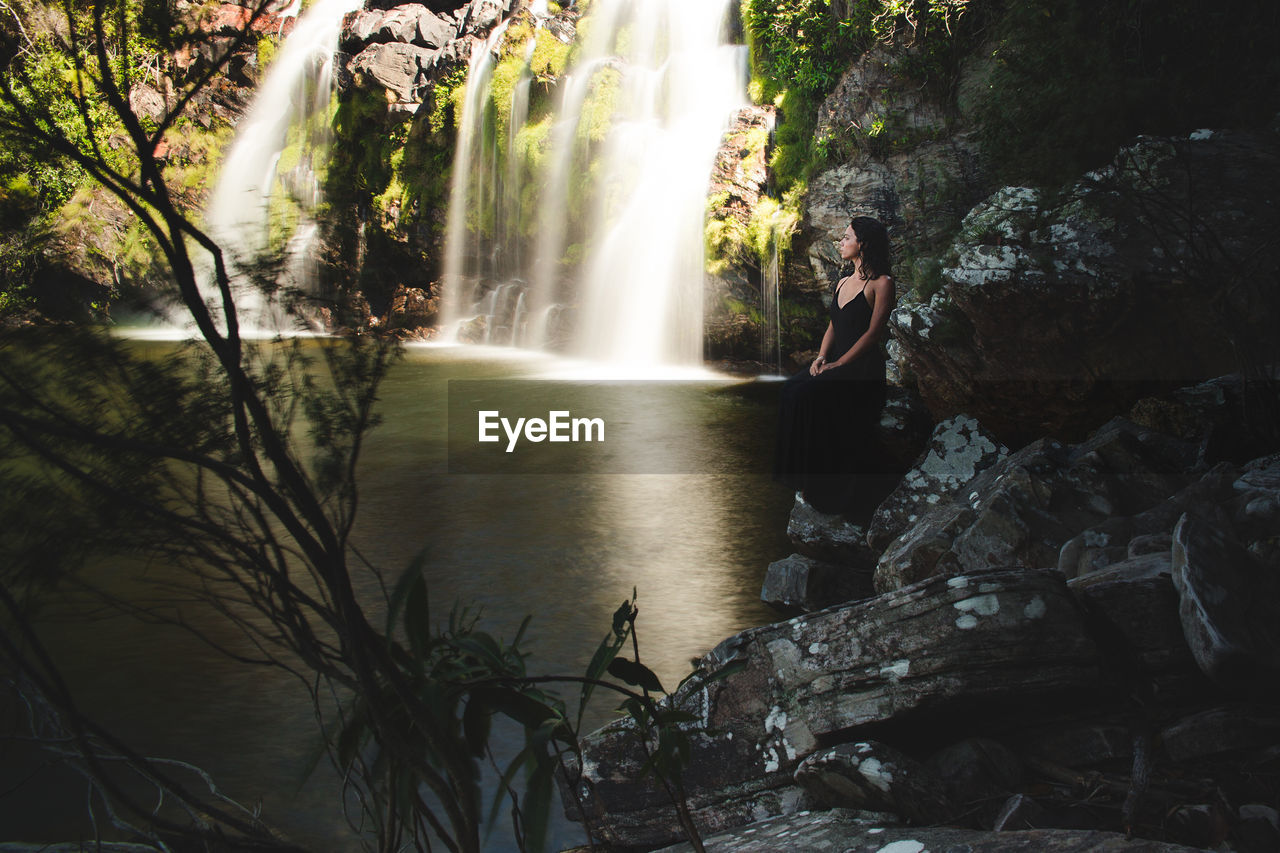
[774,277,887,514]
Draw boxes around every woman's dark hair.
[850,216,891,281]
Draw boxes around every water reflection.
[6,343,792,851]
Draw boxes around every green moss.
[578,66,620,143]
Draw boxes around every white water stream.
[204,0,362,329]
[442,0,748,368]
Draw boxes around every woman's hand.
[809,355,826,376]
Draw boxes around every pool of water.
[1,342,795,850]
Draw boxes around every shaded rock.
[1171,513,1280,689]
[786,493,873,565]
[1234,804,1280,853]
[1068,555,1202,693]
[760,553,871,615]
[877,419,1195,592]
[1009,720,1132,769]
[1128,532,1172,557]
[1057,461,1236,579]
[1160,705,1280,763]
[877,383,934,469]
[889,131,1280,441]
[993,793,1049,831]
[793,741,953,824]
[926,737,1022,820]
[1166,803,1231,849]
[868,414,1008,553]
[566,569,1101,848]
[652,809,1208,852]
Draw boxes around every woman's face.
[838,225,861,261]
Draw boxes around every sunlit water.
[1,342,793,851]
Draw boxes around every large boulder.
[347,41,440,103]
[564,569,1102,848]
[889,130,1280,441]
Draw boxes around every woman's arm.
[820,276,896,371]
[810,322,835,376]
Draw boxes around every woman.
[774,215,896,514]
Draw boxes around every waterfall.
[442,0,748,367]
[204,0,362,329]
[438,19,513,339]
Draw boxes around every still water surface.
[4,343,793,849]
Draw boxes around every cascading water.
[442,0,748,367]
[203,0,362,330]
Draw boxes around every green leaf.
[578,629,627,726]
[607,657,664,694]
[520,746,557,853]
[476,686,560,731]
[462,695,492,757]
[386,549,431,635]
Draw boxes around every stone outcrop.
[341,0,517,107]
[889,130,1280,440]
[566,569,1101,848]
[875,418,1196,593]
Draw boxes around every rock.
[868,414,1008,553]
[652,809,1209,852]
[384,284,436,331]
[1068,555,1202,693]
[1171,513,1280,689]
[926,738,1022,820]
[128,83,166,123]
[456,0,508,35]
[877,418,1196,592]
[1057,461,1236,579]
[1127,532,1172,557]
[1160,705,1280,763]
[785,493,874,565]
[760,553,872,615]
[792,740,954,824]
[889,132,1280,441]
[347,42,438,103]
[1009,720,1132,769]
[993,793,1049,831]
[565,569,1101,848]
[1166,803,1230,849]
[1234,804,1280,853]
[877,383,933,469]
